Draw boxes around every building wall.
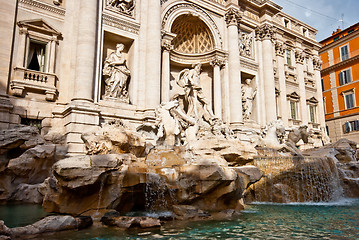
[320,22,359,142]
[0,0,327,153]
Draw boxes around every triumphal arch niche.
[162,6,227,120]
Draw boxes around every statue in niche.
[239,32,253,57]
[172,63,215,123]
[106,0,135,15]
[242,78,257,121]
[103,43,131,102]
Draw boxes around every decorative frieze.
[102,13,140,34]
[255,24,275,41]
[225,8,241,27]
[105,0,135,17]
[19,0,65,16]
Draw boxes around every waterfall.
[249,157,343,203]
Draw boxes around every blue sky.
[273,0,359,41]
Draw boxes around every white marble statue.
[242,78,257,120]
[156,100,196,146]
[260,120,286,149]
[103,43,131,102]
[172,63,215,123]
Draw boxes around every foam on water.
[250,198,358,206]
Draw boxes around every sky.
[272,0,359,41]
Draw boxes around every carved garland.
[162,3,223,49]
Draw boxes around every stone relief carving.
[102,43,131,102]
[313,57,322,71]
[255,24,275,41]
[225,8,241,26]
[275,42,285,56]
[242,78,257,121]
[239,32,253,57]
[295,50,305,64]
[106,0,135,16]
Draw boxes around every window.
[333,36,340,41]
[284,19,290,28]
[286,49,292,66]
[343,120,359,133]
[340,45,349,61]
[321,78,325,91]
[309,105,316,123]
[348,29,354,34]
[323,97,326,114]
[344,92,355,109]
[290,101,297,120]
[27,40,48,72]
[303,28,307,37]
[339,69,352,85]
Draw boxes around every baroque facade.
[320,22,359,142]
[0,0,326,154]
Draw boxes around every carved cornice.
[225,8,241,27]
[255,24,275,41]
[19,0,65,16]
[275,41,285,56]
[102,13,140,35]
[240,57,259,71]
[162,3,223,48]
[170,49,227,65]
[295,50,305,64]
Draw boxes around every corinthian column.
[210,57,225,118]
[145,0,161,108]
[225,8,242,123]
[296,50,308,125]
[73,0,98,102]
[275,41,288,125]
[256,24,276,123]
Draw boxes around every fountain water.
[248,157,343,203]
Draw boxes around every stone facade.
[0,0,326,154]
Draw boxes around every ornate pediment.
[287,92,300,101]
[18,19,61,36]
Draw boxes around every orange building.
[320,22,359,142]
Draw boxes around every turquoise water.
[1,199,359,239]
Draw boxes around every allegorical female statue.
[103,43,131,102]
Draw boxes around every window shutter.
[347,69,352,83]
[339,72,344,85]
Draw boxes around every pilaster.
[295,50,308,125]
[161,31,176,103]
[275,41,288,126]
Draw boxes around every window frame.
[342,89,356,110]
[339,68,352,85]
[340,44,350,61]
[286,49,292,66]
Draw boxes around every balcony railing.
[11,67,58,101]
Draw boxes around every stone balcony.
[11,67,58,101]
